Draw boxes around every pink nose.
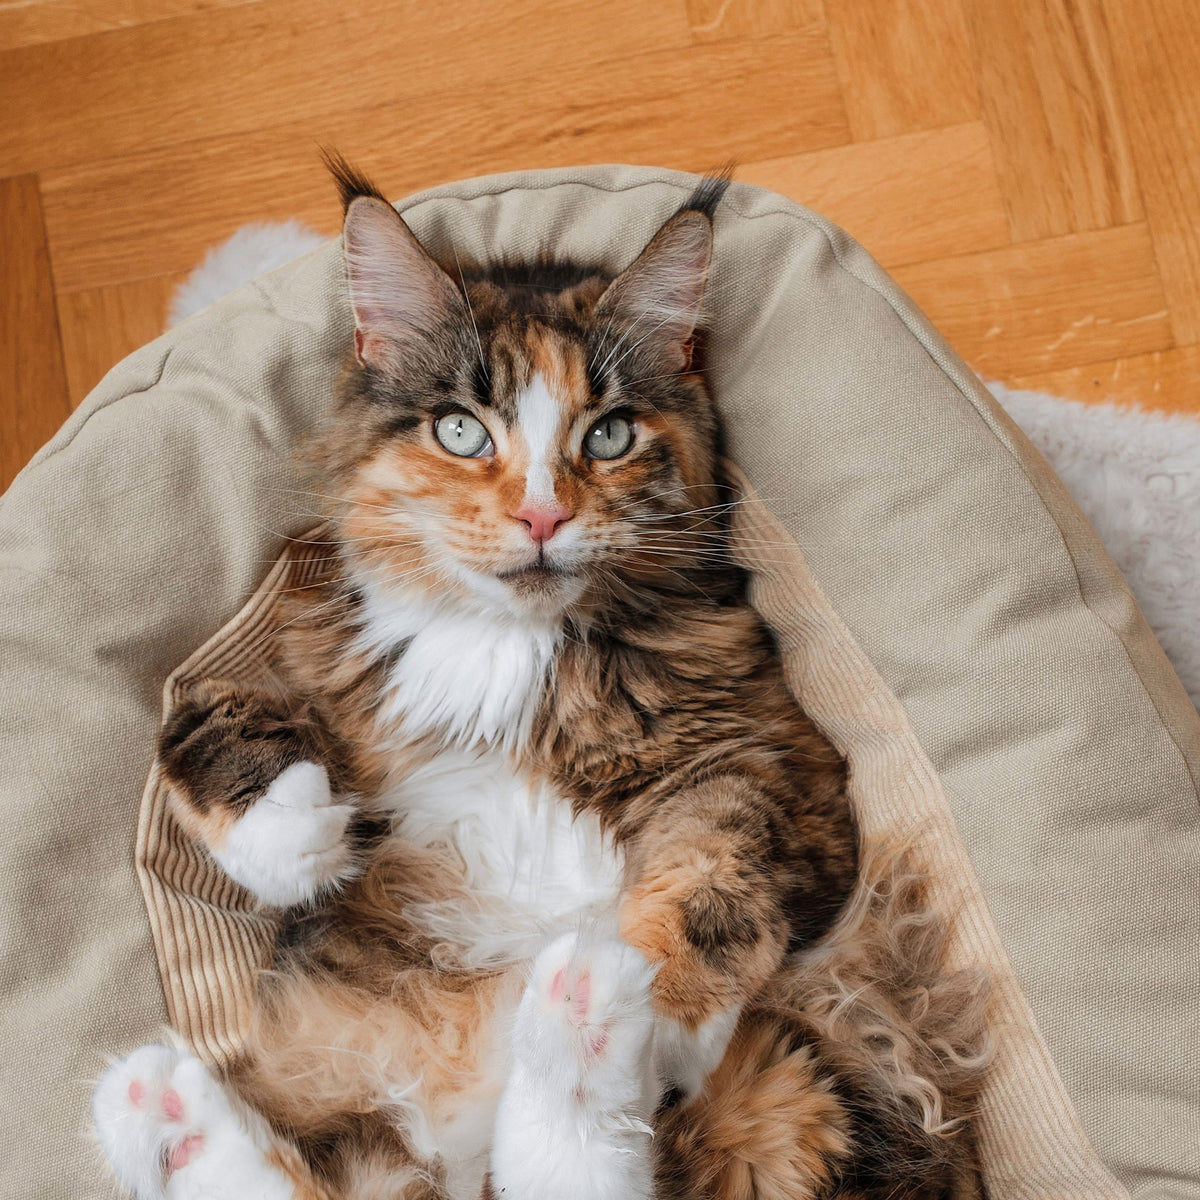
[513,504,572,543]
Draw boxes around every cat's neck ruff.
[355,575,562,752]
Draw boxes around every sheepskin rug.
[171,222,1200,713]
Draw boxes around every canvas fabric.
[1,165,1196,1198]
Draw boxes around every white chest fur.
[382,749,625,967]
[358,583,560,751]
[357,582,624,963]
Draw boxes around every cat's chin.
[495,563,586,616]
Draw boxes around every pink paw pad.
[551,965,610,1057]
[127,1079,144,1108]
[161,1088,185,1122]
[550,966,592,1025]
[166,1133,205,1174]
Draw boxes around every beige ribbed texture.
[137,547,313,1064]
[730,468,1123,1198]
[137,542,332,1064]
[4,165,1197,1197]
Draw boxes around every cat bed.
[2,165,1196,1199]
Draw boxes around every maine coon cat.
[92,162,989,1199]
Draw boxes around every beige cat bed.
[2,166,1196,1199]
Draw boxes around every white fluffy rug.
[171,223,1200,712]
[986,383,1200,708]
[168,221,327,328]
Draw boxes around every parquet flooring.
[2,0,1198,490]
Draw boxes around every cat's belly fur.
[380,746,627,966]
[369,746,735,1198]
[369,748,629,1196]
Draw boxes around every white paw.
[212,760,355,907]
[91,1044,296,1200]
[512,931,659,1107]
[493,935,659,1200]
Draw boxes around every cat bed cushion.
[2,165,1196,1200]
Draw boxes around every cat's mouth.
[495,562,579,592]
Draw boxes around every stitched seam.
[0,344,172,520]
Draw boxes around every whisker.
[607,484,721,513]
[269,529,425,547]
[628,528,801,545]
[240,590,354,657]
[268,487,400,514]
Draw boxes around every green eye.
[584,414,634,460]
[435,412,492,457]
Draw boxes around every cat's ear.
[341,195,465,371]
[594,207,715,376]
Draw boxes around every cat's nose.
[513,504,573,544]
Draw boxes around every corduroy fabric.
[731,470,1123,1199]
[1,165,1196,1197]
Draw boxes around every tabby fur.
[93,161,989,1200]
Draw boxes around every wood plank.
[42,30,849,293]
[0,174,70,491]
[56,275,180,406]
[0,0,264,53]
[685,0,824,41]
[891,223,1171,378]
[741,122,1008,269]
[0,0,693,176]
[963,0,1142,242]
[824,0,978,140]
[1012,344,1200,419]
[1102,0,1200,346]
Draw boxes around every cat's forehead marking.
[515,373,562,506]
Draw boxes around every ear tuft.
[322,148,388,214]
[595,179,724,376]
[678,167,733,221]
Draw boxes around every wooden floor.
[3,0,1199,490]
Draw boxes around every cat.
[92,161,989,1200]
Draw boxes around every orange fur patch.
[264,1142,334,1200]
[166,789,238,849]
[657,1017,850,1200]
[619,850,782,1028]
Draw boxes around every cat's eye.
[583,414,634,460]
[434,412,493,458]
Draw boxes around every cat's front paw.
[92,1043,297,1200]
[211,761,356,907]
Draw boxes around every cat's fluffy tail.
[655,842,991,1200]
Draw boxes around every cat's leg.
[490,932,661,1200]
[92,1043,326,1200]
[617,775,841,1099]
[158,680,358,907]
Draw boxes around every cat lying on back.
[92,162,989,1199]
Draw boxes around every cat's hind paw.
[211,760,356,908]
[513,931,659,1105]
[92,1043,297,1200]
[494,935,660,1200]
[93,1043,191,1199]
